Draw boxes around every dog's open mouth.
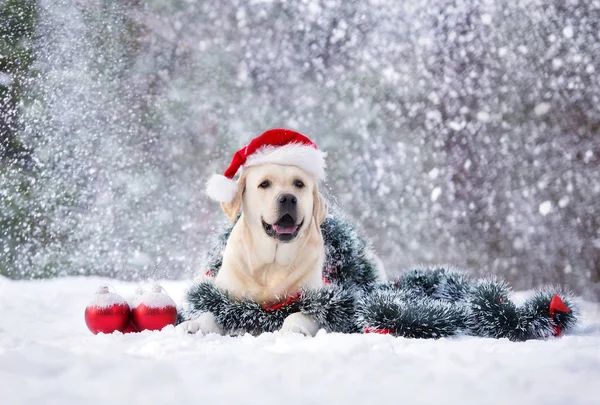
[262,214,303,242]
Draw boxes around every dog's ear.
[312,184,328,228]
[221,174,246,223]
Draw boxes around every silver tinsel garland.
[183,215,577,340]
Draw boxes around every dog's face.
[221,164,327,243]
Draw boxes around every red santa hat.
[206,128,327,203]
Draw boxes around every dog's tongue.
[273,224,298,234]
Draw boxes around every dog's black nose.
[277,193,297,205]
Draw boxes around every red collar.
[263,292,302,311]
[205,268,303,312]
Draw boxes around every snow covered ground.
[0,276,599,405]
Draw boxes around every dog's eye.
[294,180,305,189]
[258,180,270,189]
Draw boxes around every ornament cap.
[132,286,176,309]
[97,285,110,294]
[88,285,128,309]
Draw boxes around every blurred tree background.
[1,0,598,300]
[1,0,37,276]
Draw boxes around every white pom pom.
[206,174,238,203]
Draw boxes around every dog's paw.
[176,312,222,335]
[177,320,202,335]
[281,313,320,336]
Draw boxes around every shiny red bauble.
[84,285,131,334]
[131,284,178,331]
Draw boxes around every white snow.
[426,110,442,122]
[448,121,464,131]
[476,111,490,123]
[539,200,553,216]
[534,102,551,116]
[1,276,599,405]
[428,167,440,180]
[431,186,442,202]
[563,26,574,39]
[0,72,12,87]
[559,196,570,208]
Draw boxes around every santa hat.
[206,128,327,203]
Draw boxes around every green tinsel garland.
[186,282,357,335]
[357,268,578,341]
[184,215,577,340]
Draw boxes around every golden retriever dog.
[179,129,330,336]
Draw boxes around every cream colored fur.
[179,164,328,336]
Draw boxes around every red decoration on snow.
[263,292,302,312]
[131,285,178,331]
[551,324,562,336]
[549,294,571,337]
[365,327,395,335]
[549,295,570,314]
[84,285,131,335]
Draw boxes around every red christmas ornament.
[84,285,131,334]
[122,320,140,334]
[131,284,178,331]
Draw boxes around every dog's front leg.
[281,313,320,336]
[177,312,223,335]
